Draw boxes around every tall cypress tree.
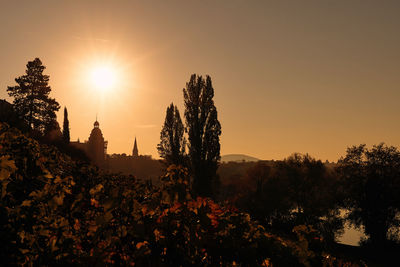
[7,58,60,134]
[183,74,221,197]
[63,107,70,144]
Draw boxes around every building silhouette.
[71,120,108,167]
[132,137,139,157]
[70,119,163,181]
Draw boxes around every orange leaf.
[136,241,148,250]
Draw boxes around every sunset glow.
[1,1,400,161]
[89,65,117,92]
[2,2,400,258]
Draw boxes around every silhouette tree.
[183,74,221,197]
[7,58,60,134]
[337,143,400,246]
[243,154,343,243]
[157,103,186,166]
[63,107,70,144]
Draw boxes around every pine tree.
[157,103,186,166]
[183,74,221,197]
[63,107,70,143]
[7,58,60,134]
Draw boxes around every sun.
[89,65,117,91]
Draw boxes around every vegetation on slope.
[0,122,360,266]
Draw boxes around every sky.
[1,0,400,162]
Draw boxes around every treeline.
[218,148,400,254]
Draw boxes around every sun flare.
[89,65,117,92]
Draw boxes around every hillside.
[0,122,362,266]
[221,154,260,163]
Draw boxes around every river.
[337,224,366,246]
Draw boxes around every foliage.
[157,103,186,166]
[63,107,70,144]
[241,154,343,245]
[0,99,30,133]
[7,58,60,135]
[0,123,360,266]
[183,74,221,198]
[337,143,400,246]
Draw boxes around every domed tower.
[87,120,108,167]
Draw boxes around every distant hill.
[221,154,260,163]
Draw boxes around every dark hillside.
[0,122,361,266]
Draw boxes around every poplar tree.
[157,103,186,166]
[183,74,221,197]
[7,58,60,134]
[63,107,70,143]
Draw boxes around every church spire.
[132,137,139,157]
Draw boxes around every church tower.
[132,137,139,157]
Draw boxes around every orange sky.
[1,1,400,162]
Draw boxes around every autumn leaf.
[89,184,104,195]
[136,241,149,250]
[87,224,98,236]
[53,193,64,206]
[141,206,148,215]
[43,170,53,179]
[21,200,31,207]
[154,229,165,241]
[0,156,16,181]
[73,219,80,231]
[90,198,99,207]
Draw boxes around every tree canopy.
[183,74,221,198]
[7,58,60,134]
[337,143,400,246]
[242,154,342,244]
[157,103,186,166]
